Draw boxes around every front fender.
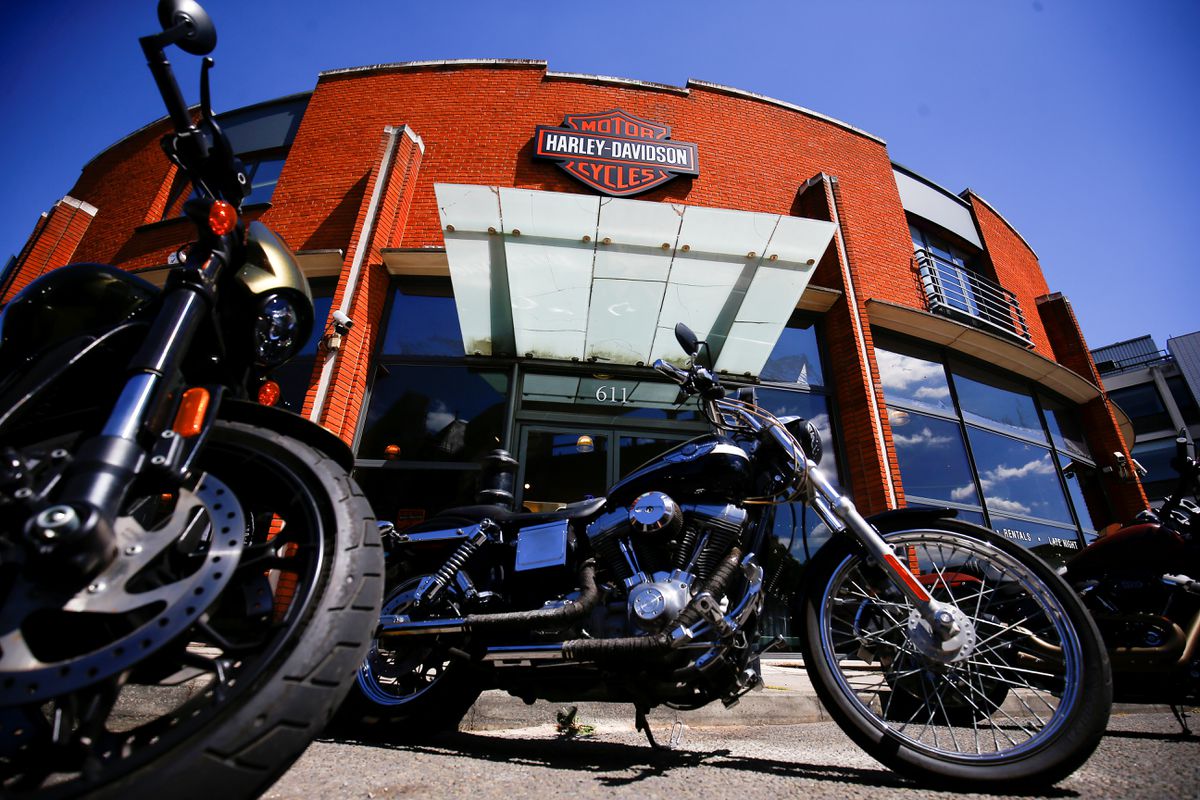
[218,399,355,473]
[865,506,959,533]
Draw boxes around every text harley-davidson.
[0,2,382,797]
[349,323,1113,788]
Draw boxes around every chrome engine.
[585,491,748,635]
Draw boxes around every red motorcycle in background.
[1063,431,1200,731]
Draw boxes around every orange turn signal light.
[173,387,211,438]
[257,380,281,407]
[208,200,237,236]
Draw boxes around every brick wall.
[2,197,96,302]
[966,192,1053,355]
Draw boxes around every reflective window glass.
[358,365,508,462]
[760,316,824,389]
[243,155,285,206]
[1040,395,1090,460]
[1109,384,1172,435]
[951,362,1046,441]
[903,503,986,526]
[1131,437,1184,501]
[889,410,978,506]
[756,388,838,485]
[353,466,478,530]
[522,431,608,511]
[874,343,955,416]
[988,515,1082,565]
[1167,376,1200,425]
[520,373,700,421]
[966,427,1071,524]
[1062,460,1102,533]
[380,280,463,357]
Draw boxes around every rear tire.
[339,573,481,733]
[800,519,1110,789]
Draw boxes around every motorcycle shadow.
[319,727,1075,796]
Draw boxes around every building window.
[1108,383,1172,435]
[357,364,508,463]
[875,336,1103,562]
[889,410,978,507]
[241,152,286,207]
[1132,437,1185,502]
[760,313,825,389]
[1166,376,1200,425]
[354,278,510,526]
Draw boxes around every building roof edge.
[685,80,886,145]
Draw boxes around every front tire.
[1,421,383,798]
[800,519,1110,788]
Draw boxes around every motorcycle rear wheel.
[0,421,382,798]
[340,572,481,733]
[800,520,1111,789]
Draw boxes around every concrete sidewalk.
[460,659,829,731]
[459,658,1174,732]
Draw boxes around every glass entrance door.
[516,425,690,512]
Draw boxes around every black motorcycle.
[1063,431,1199,730]
[347,323,1112,788]
[0,2,382,796]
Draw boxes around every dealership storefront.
[6,60,1149,622]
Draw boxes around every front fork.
[804,460,959,636]
[23,263,221,585]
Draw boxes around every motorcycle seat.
[406,496,607,534]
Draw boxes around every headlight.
[253,292,302,366]
[783,416,823,466]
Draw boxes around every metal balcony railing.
[1092,350,1174,376]
[915,249,1032,345]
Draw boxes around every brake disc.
[0,473,244,705]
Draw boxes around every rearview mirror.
[157,0,217,55]
[674,322,699,357]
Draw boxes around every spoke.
[970,614,1035,651]
[963,657,1058,681]
[930,677,961,751]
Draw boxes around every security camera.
[331,309,353,334]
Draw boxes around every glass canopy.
[434,184,837,377]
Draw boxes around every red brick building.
[4,60,1145,572]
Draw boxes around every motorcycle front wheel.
[0,421,382,798]
[800,519,1111,789]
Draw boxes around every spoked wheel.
[0,422,382,798]
[801,521,1111,789]
[343,574,480,732]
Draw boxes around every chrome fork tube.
[806,460,954,628]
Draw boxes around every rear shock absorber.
[413,519,497,607]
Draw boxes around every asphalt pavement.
[263,658,1199,799]
[267,710,1200,799]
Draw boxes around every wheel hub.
[905,605,977,664]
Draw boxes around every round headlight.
[253,293,301,366]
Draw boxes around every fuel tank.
[0,263,158,369]
[1065,521,1196,583]
[608,434,751,506]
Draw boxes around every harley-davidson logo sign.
[533,109,699,197]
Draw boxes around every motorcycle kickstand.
[1170,704,1192,736]
[633,705,684,751]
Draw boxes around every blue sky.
[1,1,1197,351]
